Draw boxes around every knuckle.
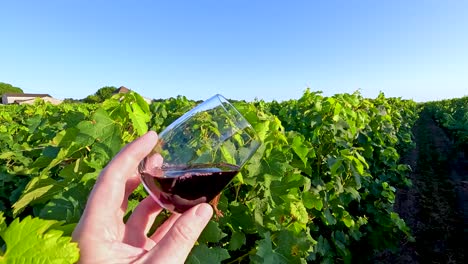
[171,222,196,243]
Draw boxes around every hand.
[72,131,213,263]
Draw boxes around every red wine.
[141,163,240,213]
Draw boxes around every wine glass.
[138,94,260,213]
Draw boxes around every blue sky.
[1,0,467,102]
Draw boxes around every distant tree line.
[63,86,120,103]
[1,82,119,103]
[53,86,119,103]
[1,82,199,104]
[0,82,23,96]
[82,86,117,103]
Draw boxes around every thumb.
[143,203,213,263]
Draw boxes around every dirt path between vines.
[385,112,468,263]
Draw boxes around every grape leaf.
[198,220,226,243]
[77,108,123,158]
[290,201,308,225]
[322,208,337,225]
[52,128,80,148]
[260,148,292,176]
[245,143,265,179]
[229,231,246,251]
[276,230,314,260]
[12,176,70,216]
[270,173,304,200]
[341,211,355,228]
[127,102,149,136]
[228,203,256,233]
[132,92,151,114]
[316,235,332,257]
[253,233,287,264]
[290,135,309,165]
[302,191,323,210]
[253,119,270,142]
[0,215,79,264]
[186,244,230,264]
[39,183,89,223]
[0,213,6,236]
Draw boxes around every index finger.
[85,131,158,218]
[141,203,213,263]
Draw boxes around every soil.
[378,111,468,263]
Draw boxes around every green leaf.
[53,127,80,148]
[276,230,315,260]
[328,158,343,175]
[132,92,151,114]
[0,216,79,263]
[229,203,256,233]
[351,156,365,175]
[12,176,70,216]
[0,152,15,160]
[254,233,287,264]
[290,201,308,225]
[323,209,337,225]
[58,158,94,181]
[0,213,6,234]
[77,108,123,158]
[229,231,246,251]
[350,165,362,189]
[341,211,355,228]
[344,187,361,201]
[128,102,150,136]
[316,235,332,257]
[302,192,323,210]
[260,148,292,176]
[245,144,265,178]
[220,142,236,165]
[332,231,350,258]
[291,135,309,165]
[93,109,123,152]
[39,183,89,223]
[269,173,304,201]
[30,146,60,170]
[198,220,226,243]
[253,198,267,228]
[253,119,270,142]
[186,245,230,264]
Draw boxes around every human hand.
[72,131,213,263]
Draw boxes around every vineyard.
[0,91,466,263]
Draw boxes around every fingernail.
[146,130,158,139]
[195,203,213,219]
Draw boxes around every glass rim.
[213,94,257,131]
[159,93,258,140]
